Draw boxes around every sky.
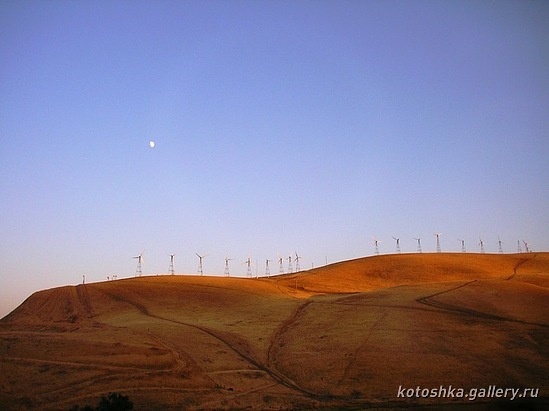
[1,0,548,318]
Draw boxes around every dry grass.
[0,252,548,410]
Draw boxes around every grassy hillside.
[0,252,548,410]
[273,252,544,292]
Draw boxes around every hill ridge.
[2,252,547,325]
[1,252,547,410]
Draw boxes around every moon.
[149,140,155,148]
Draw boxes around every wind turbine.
[278,255,284,274]
[479,238,485,254]
[224,257,233,277]
[517,240,522,253]
[433,233,442,253]
[294,252,302,272]
[392,236,401,254]
[168,253,176,275]
[243,257,253,278]
[372,237,381,255]
[523,240,530,253]
[196,253,207,276]
[133,251,144,276]
[498,237,503,254]
[265,259,272,277]
[458,239,466,253]
[413,237,422,253]
[287,254,293,273]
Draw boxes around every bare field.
[1,253,548,410]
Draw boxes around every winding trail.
[266,300,312,370]
[507,253,538,280]
[416,279,548,327]
[97,289,321,398]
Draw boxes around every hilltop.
[1,252,548,410]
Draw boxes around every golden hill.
[1,252,548,410]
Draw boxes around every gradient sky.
[1,0,548,318]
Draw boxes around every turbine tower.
[133,251,144,276]
[458,239,466,253]
[392,236,401,254]
[244,257,253,278]
[265,259,272,277]
[372,237,381,255]
[278,256,284,274]
[517,240,522,253]
[523,240,530,253]
[479,238,485,254]
[434,233,442,253]
[287,255,293,273]
[168,254,175,275]
[413,237,422,253]
[498,237,503,254]
[294,252,301,272]
[196,253,207,276]
[224,257,233,277]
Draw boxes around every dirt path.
[76,284,94,318]
[147,332,197,373]
[266,300,312,371]
[340,311,388,383]
[1,355,145,372]
[507,253,538,280]
[97,289,320,398]
[416,280,548,327]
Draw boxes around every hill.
[1,252,548,410]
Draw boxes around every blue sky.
[1,0,548,317]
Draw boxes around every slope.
[0,252,547,410]
[273,252,547,293]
